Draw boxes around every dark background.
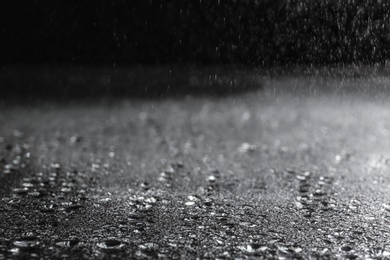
[2,0,390,66]
[1,0,390,99]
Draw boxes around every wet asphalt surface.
[2,77,390,259]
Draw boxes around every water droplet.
[22,182,34,188]
[348,204,358,211]
[187,195,199,201]
[239,221,257,228]
[277,246,290,254]
[140,182,150,190]
[13,187,29,194]
[158,172,172,183]
[296,175,307,181]
[204,198,213,206]
[40,204,56,213]
[10,248,20,254]
[238,243,266,255]
[293,247,303,253]
[61,187,72,193]
[51,163,61,170]
[238,142,257,153]
[365,216,376,221]
[28,191,46,198]
[97,240,125,250]
[98,198,112,203]
[313,189,326,197]
[70,135,82,144]
[319,176,334,184]
[295,201,304,209]
[185,201,196,206]
[139,242,159,251]
[56,239,81,248]
[137,242,159,258]
[145,197,156,203]
[65,204,83,211]
[207,176,216,182]
[13,237,39,249]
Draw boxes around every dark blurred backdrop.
[1,0,390,99]
[2,0,390,66]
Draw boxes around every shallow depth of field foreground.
[3,76,390,259]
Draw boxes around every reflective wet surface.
[2,78,390,258]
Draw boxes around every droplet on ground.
[98,198,112,203]
[13,237,39,249]
[12,187,29,194]
[207,176,216,182]
[238,243,266,255]
[187,195,199,201]
[185,201,196,206]
[139,242,159,251]
[137,242,159,258]
[97,240,125,250]
[238,142,257,153]
[56,239,80,248]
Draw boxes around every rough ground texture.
[2,76,390,259]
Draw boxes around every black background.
[2,0,390,67]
